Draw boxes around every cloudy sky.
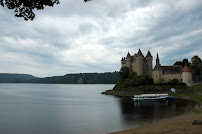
[0,0,202,77]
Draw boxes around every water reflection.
[119,98,197,126]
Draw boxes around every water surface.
[0,84,199,134]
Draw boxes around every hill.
[0,73,38,83]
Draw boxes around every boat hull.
[166,97,176,100]
[133,97,167,101]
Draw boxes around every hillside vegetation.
[0,73,38,83]
[0,72,120,84]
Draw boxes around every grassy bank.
[174,85,202,104]
[102,85,202,104]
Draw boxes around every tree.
[191,56,202,82]
[0,0,59,21]
[119,66,130,79]
[174,59,189,67]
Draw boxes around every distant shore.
[109,104,202,134]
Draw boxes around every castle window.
[181,79,182,81]
[169,79,170,81]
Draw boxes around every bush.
[154,82,186,90]
[114,75,154,90]
[171,78,179,83]
[119,66,130,79]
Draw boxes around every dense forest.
[0,72,120,84]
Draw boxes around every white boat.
[132,94,169,101]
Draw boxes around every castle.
[121,49,192,87]
[121,49,153,78]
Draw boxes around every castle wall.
[162,74,182,83]
[147,58,152,78]
[126,59,132,69]
[153,72,182,83]
[132,61,138,75]
[143,61,148,75]
[136,57,144,76]
[121,63,126,67]
[152,70,163,83]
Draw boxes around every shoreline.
[108,98,202,134]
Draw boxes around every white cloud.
[0,0,202,77]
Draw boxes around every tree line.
[0,72,120,84]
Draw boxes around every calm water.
[0,84,199,134]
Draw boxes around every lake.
[0,84,199,134]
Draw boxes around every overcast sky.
[0,0,202,77]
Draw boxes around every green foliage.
[154,82,186,90]
[192,93,202,105]
[171,78,179,83]
[193,85,202,92]
[0,0,59,20]
[191,56,202,69]
[119,66,130,79]
[114,75,154,90]
[191,55,202,81]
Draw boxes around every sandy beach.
[109,108,202,134]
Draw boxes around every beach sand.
[109,108,202,134]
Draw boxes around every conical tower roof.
[157,53,159,60]
[126,52,131,59]
[146,51,152,58]
[153,52,161,70]
[137,49,144,57]
[183,65,191,72]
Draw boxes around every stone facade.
[182,66,192,87]
[121,49,153,78]
[152,53,192,87]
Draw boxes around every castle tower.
[121,49,154,77]
[152,53,163,83]
[146,51,153,78]
[182,64,192,87]
[121,57,126,67]
[136,49,144,75]
[126,52,132,69]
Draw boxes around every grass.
[193,109,202,114]
[193,85,202,92]
[192,94,202,105]
[174,85,202,104]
